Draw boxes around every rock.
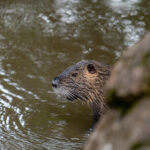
[84,33,150,150]
[84,99,150,150]
[107,33,150,104]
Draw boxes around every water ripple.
[0,84,24,101]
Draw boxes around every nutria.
[52,60,111,126]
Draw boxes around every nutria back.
[52,60,111,126]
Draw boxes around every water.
[0,0,150,149]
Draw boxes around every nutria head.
[52,60,111,125]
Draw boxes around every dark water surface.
[0,0,150,149]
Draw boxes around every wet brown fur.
[52,60,112,126]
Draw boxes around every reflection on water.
[107,0,146,46]
[108,0,141,10]
[0,0,150,149]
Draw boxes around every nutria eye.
[87,64,96,74]
[72,73,78,77]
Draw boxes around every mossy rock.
[106,33,150,108]
[84,99,150,150]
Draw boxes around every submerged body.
[52,60,111,126]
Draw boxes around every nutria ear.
[87,64,96,74]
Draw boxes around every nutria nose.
[52,76,59,88]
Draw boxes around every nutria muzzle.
[52,75,78,101]
[52,76,59,88]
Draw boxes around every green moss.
[106,89,149,116]
[131,141,150,150]
[106,89,133,115]
[131,142,143,150]
[107,89,117,103]
[147,77,150,93]
[141,51,150,94]
[106,89,124,109]
[141,51,150,66]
